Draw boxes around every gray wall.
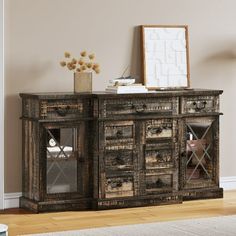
[5,0,236,193]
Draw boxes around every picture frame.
[141,25,190,90]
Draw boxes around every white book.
[106,84,143,89]
[106,86,148,94]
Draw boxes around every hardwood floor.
[1,190,236,236]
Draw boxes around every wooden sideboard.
[19,89,223,212]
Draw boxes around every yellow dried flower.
[89,54,95,60]
[80,51,87,57]
[93,63,99,69]
[78,59,84,65]
[67,62,73,70]
[81,65,87,71]
[60,61,66,67]
[60,51,100,74]
[94,68,100,74]
[71,58,77,64]
[64,52,71,58]
[86,62,92,68]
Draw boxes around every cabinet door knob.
[181,151,186,157]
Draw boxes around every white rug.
[24,215,236,236]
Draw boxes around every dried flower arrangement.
[60,51,100,74]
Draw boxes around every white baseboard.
[220,176,236,190]
[3,177,236,209]
[4,192,22,209]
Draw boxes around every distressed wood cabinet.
[20,89,223,212]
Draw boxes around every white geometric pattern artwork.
[143,27,188,88]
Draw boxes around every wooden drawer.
[145,143,174,169]
[40,99,89,119]
[102,97,177,117]
[145,171,174,194]
[181,96,219,114]
[105,175,134,198]
[104,121,135,146]
[105,150,134,171]
[145,119,173,139]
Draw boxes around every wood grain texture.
[0,190,235,236]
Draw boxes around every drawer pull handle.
[147,127,163,135]
[156,152,162,159]
[116,155,125,165]
[109,180,123,188]
[132,104,147,113]
[192,101,207,111]
[116,181,123,187]
[155,127,163,134]
[116,130,123,138]
[55,106,70,116]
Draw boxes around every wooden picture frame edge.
[140,25,190,90]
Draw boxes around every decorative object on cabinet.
[20,89,223,212]
[105,67,146,94]
[140,25,190,90]
[105,83,148,94]
[60,51,100,92]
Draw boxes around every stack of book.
[106,83,148,94]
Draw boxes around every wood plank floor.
[1,190,236,236]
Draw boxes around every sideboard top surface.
[20,89,223,99]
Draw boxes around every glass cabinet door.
[181,117,218,189]
[44,123,87,196]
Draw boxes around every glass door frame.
[41,121,88,200]
[180,116,219,190]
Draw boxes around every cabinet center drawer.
[145,148,173,169]
[104,121,135,147]
[105,150,134,170]
[105,176,134,198]
[146,119,173,139]
[103,98,174,117]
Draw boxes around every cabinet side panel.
[213,117,220,186]
[23,120,40,201]
[22,98,39,118]
[22,119,29,198]
[32,120,40,201]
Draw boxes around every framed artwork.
[141,25,190,90]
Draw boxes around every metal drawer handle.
[116,155,125,165]
[109,180,123,188]
[54,106,70,116]
[132,104,147,113]
[155,127,163,134]
[192,101,207,111]
[116,130,123,138]
[116,181,123,187]
[156,152,162,159]
[147,126,163,135]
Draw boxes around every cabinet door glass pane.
[46,127,77,194]
[186,120,213,182]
